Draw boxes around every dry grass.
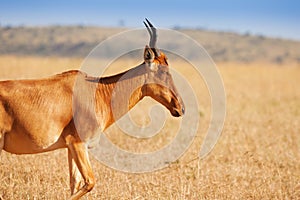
[0,56,299,199]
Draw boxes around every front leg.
[68,149,83,195]
[67,140,95,200]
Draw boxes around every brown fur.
[0,46,184,199]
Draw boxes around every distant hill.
[1,26,300,64]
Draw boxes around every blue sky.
[0,0,299,40]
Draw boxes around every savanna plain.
[0,27,300,199]
[0,56,299,200]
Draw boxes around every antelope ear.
[144,45,157,71]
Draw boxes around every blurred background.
[0,0,300,63]
[1,0,300,39]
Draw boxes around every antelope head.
[142,19,185,117]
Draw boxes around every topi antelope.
[0,19,185,199]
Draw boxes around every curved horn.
[143,18,160,56]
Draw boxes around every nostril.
[181,107,185,115]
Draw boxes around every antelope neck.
[93,64,147,130]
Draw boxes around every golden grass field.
[0,55,299,199]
